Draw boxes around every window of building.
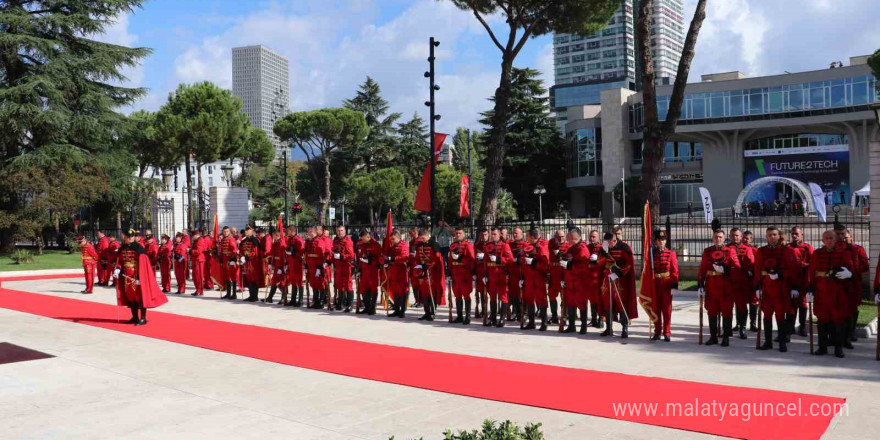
[588,41,600,49]
[603,50,617,58]
[571,43,585,52]
[568,128,603,178]
[745,133,849,150]
[587,52,600,60]
[572,54,585,62]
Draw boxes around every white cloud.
[690,0,767,79]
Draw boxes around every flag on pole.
[209,213,226,290]
[808,182,827,222]
[459,175,470,218]
[698,186,713,225]
[413,133,448,212]
[638,202,658,323]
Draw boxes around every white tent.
[850,182,869,208]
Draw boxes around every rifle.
[304,263,311,307]
[756,292,763,350]
[354,270,361,314]
[482,276,489,326]
[558,282,566,333]
[447,276,453,323]
[808,297,814,355]
[875,302,879,361]
[698,290,704,345]
[519,275,525,329]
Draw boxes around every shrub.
[64,233,81,254]
[11,249,36,264]
[392,420,544,440]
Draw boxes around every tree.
[121,110,176,227]
[396,112,430,184]
[451,127,485,174]
[637,0,707,221]
[343,77,401,171]
[155,81,251,228]
[348,167,409,223]
[274,108,369,224]
[869,49,880,90]
[0,0,151,251]
[613,176,644,218]
[444,0,618,225]
[480,68,567,219]
[235,126,275,182]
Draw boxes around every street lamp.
[533,186,547,223]
[221,161,234,187]
[161,170,173,191]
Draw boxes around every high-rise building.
[550,0,685,128]
[232,45,290,157]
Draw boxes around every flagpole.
[467,129,474,237]
[622,167,626,219]
[427,37,440,224]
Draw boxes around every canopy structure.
[734,176,815,215]
[850,182,869,208]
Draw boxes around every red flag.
[209,213,226,290]
[413,132,448,212]
[459,175,470,217]
[638,202,658,323]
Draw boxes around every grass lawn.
[858,300,877,327]
[1,249,82,272]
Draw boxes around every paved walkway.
[1,272,878,439]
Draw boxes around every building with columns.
[564,57,879,217]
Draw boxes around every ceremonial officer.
[95,231,109,286]
[172,233,189,294]
[753,227,797,352]
[742,230,759,330]
[807,231,855,358]
[835,227,868,347]
[114,229,167,326]
[332,225,355,312]
[484,227,514,327]
[473,228,490,319]
[521,228,549,330]
[219,226,239,299]
[239,226,264,302]
[144,230,159,271]
[356,229,382,315]
[585,230,605,328]
[257,227,273,289]
[408,227,422,308]
[202,230,216,291]
[189,229,207,296]
[384,229,410,318]
[101,235,121,286]
[306,227,332,309]
[507,227,527,322]
[448,226,476,324]
[547,230,570,325]
[78,235,99,294]
[412,229,445,321]
[726,228,755,339]
[698,229,740,346]
[599,232,638,338]
[788,227,814,337]
[561,228,590,334]
[157,234,173,293]
[285,225,306,307]
[649,230,678,342]
[264,228,288,305]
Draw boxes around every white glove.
[807,292,814,303]
[476,252,484,260]
[698,287,705,296]
[135,280,140,286]
[602,242,609,252]
[285,250,292,256]
[452,253,460,261]
[756,289,763,299]
[563,260,571,269]
[525,257,533,265]
[590,254,598,262]
[835,267,852,280]
[228,261,235,266]
[712,264,724,274]
[383,263,389,269]
[609,273,619,281]
[768,273,779,280]
[177,256,184,262]
[415,264,424,270]
[790,289,799,299]
[489,255,497,262]
[113,268,121,278]
[482,277,488,284]
[561,280,566,288]
[334,253,341,260]
[315,269,321,277]
[875,293,880,305]
[359,257,369,264]
[240,256,246,264]
[554,249,561,256]
[518,280,523,288]
[276,269,282,275]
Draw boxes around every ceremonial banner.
[459,175,470,218]
[638,202,658,323]
[413,133,448,212]
[809,182,827,222]
[698,186,713,225]
[209,213,226,290]
[380,209,393,307]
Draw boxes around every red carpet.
[1,274,845,440]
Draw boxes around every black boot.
[842,318,854,349]
[463,299,471,325]
[297,286,305,307]
[850,311,859,342]
[485,300,496,327]
[833,323,845,358]
[344,291,353,313]
[564,306,577,333]
[549,300,559,324]
[496,303,507,327]
[474,293,483,319]
[813,323,828,355]
[453,298,464,323]
[230,282,237,300]
[759,318,773,350]
[508,298,519,322]
[262,286,277,303]
[748,304,758,331]
[355,291,365,314]
[579,310,588,335]
[797,307,808,337]
[524,304,536,330]
[590,303,600,328]
[737,311,748,339]
[721,316,732,347]
[599,309,613,337]
[135,308,147,326]
[620,314,629,339]
[221,283,231,299]
[419,301,431,320]
[776,316,788,352]
[706,315,719,346]
[784,313,795,341]
[125,306,138,324]
[538,306,547,331]
[399,297,407,318]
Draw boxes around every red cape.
[116,254,168,309]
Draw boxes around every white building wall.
[210,187,250,231]
[232,45,290,157]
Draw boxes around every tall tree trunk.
[184,155,193,229]
[318,157,331,225]
[479,56,514,226]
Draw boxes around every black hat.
[653,230,667,240]
[603,232,614,241]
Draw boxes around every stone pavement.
[1,271,878,440]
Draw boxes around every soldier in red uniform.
[331,225,355,312]
[599,232,638,338]
[484,227,513,327]
[742,230,759,330]
[585,230,605,328]
[412,229,445,321]
[448,226,475,324]
[102,236,121,286]
[189,229,207,296]
[507,227,527,322]
[172,233,188,294]
[264,229,288,305]
[95,231,109,286]
[547,230,569,325]
[157,234,173,293]
[219,226,239,299]
[836,227,868,347]
[231,227,244,293]
[285,226,306,307]
[753,227,797,352]
[239,226,264,302]
[258,228,273,290]
[807,230,856,358]
[726,228,755,339]
[114,229,167,326]
[384,230,410,317]
[561,228,590,334]
[473,228,490,319]
[698,229,740,346]
[202,231,215,291]
[306,227,332,309]
[649,230,679,341]
[521,228,549,330]
[143,230,159,271]
[78,236,99,294]
[356,229,382,315]
[408,227,422,308]
[788,227,814,337]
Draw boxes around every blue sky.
[103,0,880,135]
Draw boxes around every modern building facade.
[232,45,291,157]
[551,0,685,129]
[563,58,879,217]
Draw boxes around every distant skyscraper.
[232,45,290,157]
[550,0,685,127]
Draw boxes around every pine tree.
[343,77,401,171]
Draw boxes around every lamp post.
[161,170,173,191]
[424,37,441,224]
[221,160,234,187]
[533,186,547,224]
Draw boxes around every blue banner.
[743,145,850,205]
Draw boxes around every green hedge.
[393,420,544,440]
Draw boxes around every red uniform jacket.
[284,234,305,286]
[269,236,288,285]
[239,236,265,286]
[788,241,814,292]
[105,240,121,265]
[522,239,549,296]
[808,244,855,323]
[384,240,410,297]
[158,241,173,266]
[356,238,382,292]
[144,238,159,267]
[81,242,99,264]
[651,247,679,287]
[474,240,489,283]
[508,238,527,287]
[485,239,514,285]
[190,236,209,263]
[449,240,476,281]
[96,236,109,263]
[697,245,740,291]
[219,235,238,265]
[115,242,167,309]
[752,244,797,293]
[603,242,639,319]
[726,242,755,285]
[413,240,446,305]
[173,240,189,263]
[332,235,355,289]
